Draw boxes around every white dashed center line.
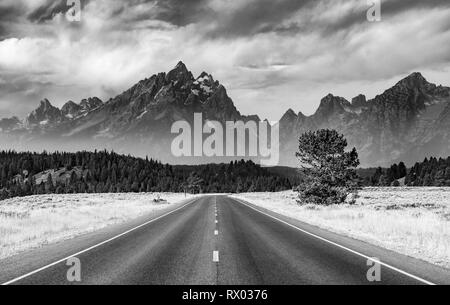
[213,251,219,262]
[213,198,220,264]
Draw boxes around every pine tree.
[295,129,360,205]
[398,162,407,178]
[46,174,55,193]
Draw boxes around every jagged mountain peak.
[315,94,350,116]
[402,71,427,82]
[60,98,103,119]
[193,72,219,93]
[33,98,60,113]
[320,93,349,104]
[61,100,81,118]
[285,108,296,116]
[197,71,216,82]
[38,98,54,109]
[175,61,187,70]
[351,94,367,107]
[26,98,63,127]
[80,97,103,110]
[198,71,210,78]
[63,100,78,107]
[395,72,431,90]
[280,108,298,122]
[166,61,194,83]
[60,62,247,134]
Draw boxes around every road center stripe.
[213,251,219,262]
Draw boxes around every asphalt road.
[0,196,448,285]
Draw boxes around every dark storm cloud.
[1,0,450,37]
[28,0,69,23]
[23,0,210,33]
[153,0,210,26]
[204,0,316,38]
[81,0,210,27]
[0,4,24,39]
[0,24,8,40]
[203,0,450,39]
[383,0,450,13]
[322,0,450,35]
[28,0,92,23]
[0,5,22,21]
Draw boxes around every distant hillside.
[0,151,292,200]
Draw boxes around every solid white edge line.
[233,198,436,286]
[213,251,219,262]
[1,197,199,286]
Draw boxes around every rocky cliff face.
[61,98,103,119]
[24,99,64,127]
[1,64,449,167]
[80,97,103,113]
[61,101,81,119]
[68,61,251,140]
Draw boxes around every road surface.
[0,196,448,285]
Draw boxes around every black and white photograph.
[0,0,449,293]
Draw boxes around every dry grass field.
[0,193,193,259]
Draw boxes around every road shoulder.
[0,196,198,284]
[230,196,450,285]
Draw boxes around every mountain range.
[1,62,449,167]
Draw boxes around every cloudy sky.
[0,0,450,120]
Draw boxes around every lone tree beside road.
[296,129,360,205]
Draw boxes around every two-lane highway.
[1,196,449,285]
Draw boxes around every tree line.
[405,157,450,186]
[0,150,292,200]
[364,157,450,186]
